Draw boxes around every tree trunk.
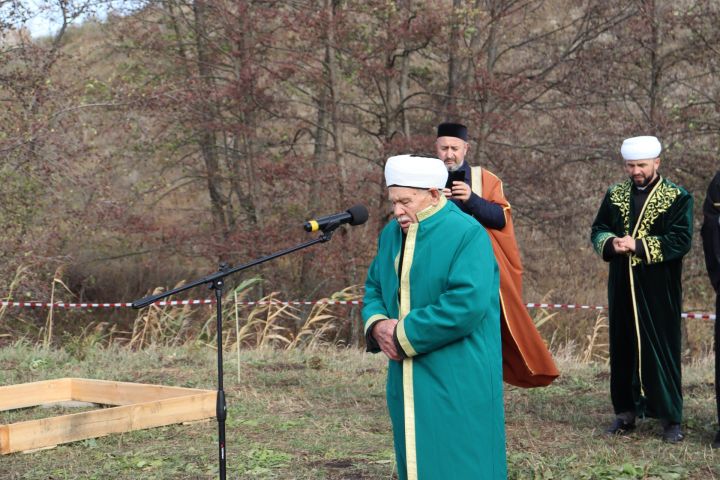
[445,0,463,116]
[646,0,661,128]
[326,0,363,345]
[193,0,228,238]
[298,60,331,298]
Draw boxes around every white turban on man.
[385,155,448,190]
[621,136,662,161]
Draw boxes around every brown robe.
[471,166,559,387]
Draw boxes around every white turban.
[385,155,448,189]
[620,136,662,161]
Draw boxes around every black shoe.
[662,423,684,443]
[605,418,635,435]
[712,430,720,449]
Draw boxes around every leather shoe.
[712,430,720,449]
[662,423,684,443]
[605,418,635,435]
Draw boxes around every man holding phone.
[435,122,559,388]
[437,123,507,229]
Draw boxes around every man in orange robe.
[436,122,559,387]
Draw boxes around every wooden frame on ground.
[0,378,216,454]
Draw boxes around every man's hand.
[612,235,637,254]
[372,319,402,361]
[448,181,471,202]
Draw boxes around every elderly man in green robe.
[591,136,693,443]
[363,154,506,480]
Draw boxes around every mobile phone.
[445,170,465,189]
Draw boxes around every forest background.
[1,0,719,355]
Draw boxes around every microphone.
[304,205,369,232]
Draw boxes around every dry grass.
[0,345,718,479]
[43,265,74,348]
[581,314,610,364]
[128,284,195,350]
[0,265,29,325]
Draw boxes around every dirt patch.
[251,362,307,372]
[324,459,354,468]
[306,458,371,478]
[355,367,383,375]
[267,377,302,387]
[684,381,714,395]
[594,370,610,381]
[325,472,367,480]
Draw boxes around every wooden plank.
[0,425,8,454]
[129,391,216,430]
[0,379,72,411]
[1,391,216,455]
[70,378,211,405]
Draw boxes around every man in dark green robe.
[701,170,720,448]
[363,154,506,479]
[590,136,693,443]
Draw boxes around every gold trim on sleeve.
[641,238,650,264]
[364,314,389,335]
[397,320,417,357]
[593,232,616,256]
[644,236,663,264]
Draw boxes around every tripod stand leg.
[212,271,228,480]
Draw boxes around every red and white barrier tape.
[523,303,716,320]
[0,299,213,308]
[238,300,362,306]
[0,299,715,320]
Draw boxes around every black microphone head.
[346,204,369,226]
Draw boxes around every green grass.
[0,345,718,479]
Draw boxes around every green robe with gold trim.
[363,196,506,480]
[590,176,693,423]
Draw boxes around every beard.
[446,161,463,172]
[631,172,656,188]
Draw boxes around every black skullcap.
[437,122,468,141]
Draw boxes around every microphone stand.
[132,227,340,480]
